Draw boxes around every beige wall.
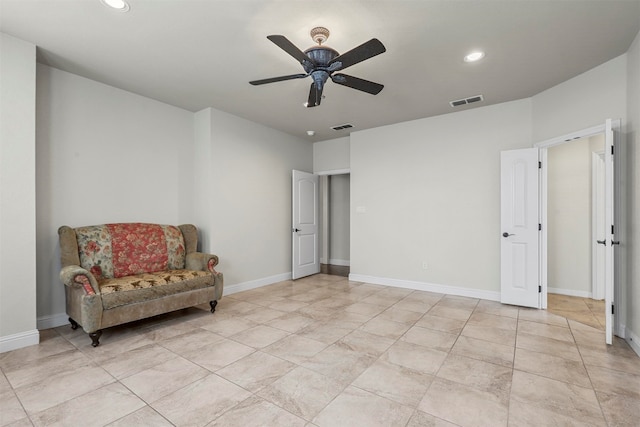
[350,99,533,297]
[313,137,350,173]
[0,34,38,351]
[626,30,640,349]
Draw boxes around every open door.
[500,148,540,308]
[292,170,320,279]
[603,119,617,344]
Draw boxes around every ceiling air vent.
[449,94,484,108]
[331,123,354,131]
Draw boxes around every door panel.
[292,170,320,279]
[604,119,616,344]
[501,148,540,308]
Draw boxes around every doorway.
[545,134,606,329]
[319,173,350,277]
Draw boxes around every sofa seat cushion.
[99,269,212,310]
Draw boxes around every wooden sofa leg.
[209,300,218,313]
[89,330,102,347]
[69,317,78,330]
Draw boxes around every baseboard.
[0,329,40,353]
[548,287,593,298]
[328,259,350,267]
[626,327,640,357]
[37,313,70,330]
[224,272,292,296]
[348,274,501,302]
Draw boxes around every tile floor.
[548,293,606,331]
[1,274,639,427]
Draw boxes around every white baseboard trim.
[224,272,292,296]
[0,329,40,353]
[349,274,501,302]
[626,327,640,357]
[37,313,70,330]
[328,259,350,267]
[548,287,593,298]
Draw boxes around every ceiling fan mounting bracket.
[310,27,330,45]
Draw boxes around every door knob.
[597,239,607,245]
[293,228,301,233]
[502,232,514,238]
[612,240,620,245]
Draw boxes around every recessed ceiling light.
[464,51,485,62]
[101,0,130,12]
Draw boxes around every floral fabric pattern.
[99,269,210,295]
[75,223,187,280]
[108,223,168,278]
[76,225,114,280]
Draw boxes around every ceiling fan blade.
[249,74,308,85]
[331,73,384,95]
[329,38,386,71]
[267,35,316,67]
[306,82,323,107]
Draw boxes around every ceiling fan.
[250,27,386,107]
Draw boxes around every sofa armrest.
[185,252,219,273]
[60,265,100,295]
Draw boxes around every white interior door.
[500,148,540,308]
[604,119,616,344]
[592,151,605,301]
[292,170,320,279]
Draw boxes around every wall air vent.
[330,123,354,131]
[449,94,484,108]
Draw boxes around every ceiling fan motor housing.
[303,46,339,72]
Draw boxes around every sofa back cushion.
[75,223,186,280]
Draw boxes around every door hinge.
[538,285,542,293]
[538,161,542,169]
[539,223,542,231]
[611,225,615,235]
[611,145,615,155]
[612,304,615,315]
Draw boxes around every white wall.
[0,34,38,352]
[547,135,604,296]
[350,99,532,296]
[193,108,312,289]
[329,174,350,264]
[313,137,350,173]
[626,30,640,351]
[35,65,195,327]
[532,54,627,142]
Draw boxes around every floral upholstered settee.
[58,223,223,347]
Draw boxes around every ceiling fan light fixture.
[464,51,485,62]
[101,0,130,12]
[310,27,330,45]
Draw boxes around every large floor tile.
[359,317,411,340]
[313,386,414,427]
[263,334,328,364]
[0,389,27,426]
[515,331,581,362]
[229,325,290,349]
[450,335,514,368]
[257,366,346,421]
[414,314,466,335]
[585,364,640,399]
[215,351,296,392]
[514,347,591,387]
[406,410,459,427]
[436,354,512,400]
[401,326,458,352]
[510,370,605,425]
[460,323,516,346]
[419,378,508,427]
[30,383,145,427]
[352,359,433,407]
[180,338,256,372]
[516,320,574,343]
[301,343,377,383]
[206,396,306,427]
[106,406,173,426]
[120,356,209,403]
[381,341,448,375]
[151,374,251,427]
[596,391,640,427]
[336,330,395,356]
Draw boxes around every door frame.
[534,120,621,337]
[316,168,351,270]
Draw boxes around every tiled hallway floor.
[548,293,607,331]
[2,275,639,426]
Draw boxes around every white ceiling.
[2,0,639,141]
